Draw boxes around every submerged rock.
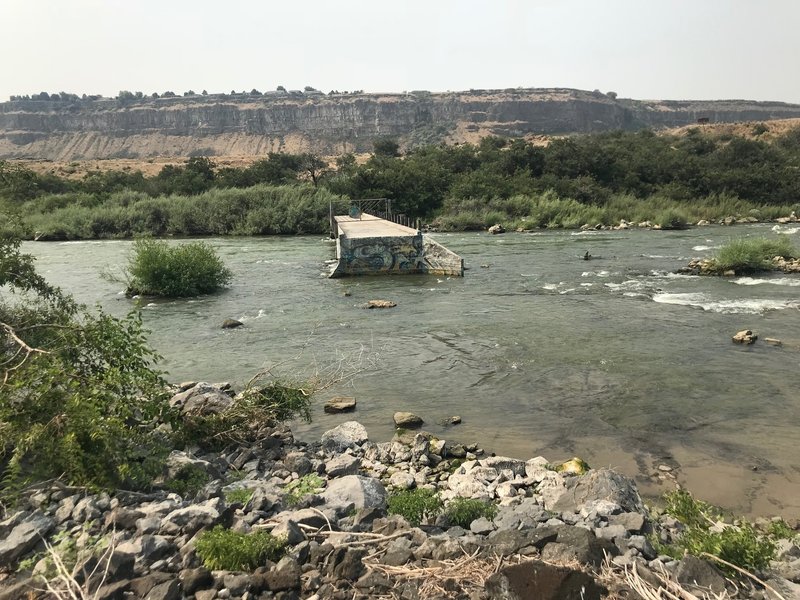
[324,396,357,413]
[221,318,243,329]
[732,329,757,345]
[393,411,424,428]
[364,299,396,309]
[488,224,506,235]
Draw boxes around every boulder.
[674,555,727,595]
[221,318,243,329]
[321,421,369,452]
[545,469,644,514]
[325,454,361,478]
[388,471,415,490]
[0,512,54,565]
[732,329,757,345]
[485,560,606,600]
[393,411,424,428]
[322,475,387,511]
[324,396,357,413]
[488,224,506,235]
[169,382,233,415]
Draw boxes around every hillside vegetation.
[2,125,800,238]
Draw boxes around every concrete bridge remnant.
[328,213,463,278]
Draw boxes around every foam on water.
[692,245,716,251]
[733,277,800,287]
[653,292,797,314]
[772,225,799,234]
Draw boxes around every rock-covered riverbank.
[1,382,799,600]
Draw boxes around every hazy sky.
[2,0,799,103]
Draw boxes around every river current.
[23,224,800,517]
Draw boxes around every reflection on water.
[24,225,800,517]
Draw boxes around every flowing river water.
[23,224,800,518]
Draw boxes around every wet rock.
[324,396,357,413]
[485,560,605,600]
[393,411,424,428]
[364,299,396,309]
[221,318,243,329]
[732,329,757,344]
[488,224,506,235]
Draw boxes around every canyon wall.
[2,88,800,160]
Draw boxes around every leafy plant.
[194,526,285,571]
[125,238,232,297]
[387,488,443,526]
[445,497,497,528]
[162,464,211,498]
[654,209,688,230]
[225,488,254,505]
[284,474,325,507]
[1,222,172,498]
[660,489,777,573]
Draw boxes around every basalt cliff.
[3,88,800,161]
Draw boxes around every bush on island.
[711,235,797,274]
[125,238,232,297]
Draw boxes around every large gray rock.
[169,382,233,415]
[0,512,54,565]
[674,555,727,595]
[485,560,605,600]
[393,412,424,428]
[322,475,386,510]
[161,503,221,535]
[545,468,644,514]
[321,421,369,453]
[325,454,361,478]
[324,396,357,413]
[540,525,618,567]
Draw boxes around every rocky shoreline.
[1,382,799,600]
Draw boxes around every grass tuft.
[195,526,285,571]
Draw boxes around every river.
[23,224,800,518]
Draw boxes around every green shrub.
[125,238,232,297]
[711,235,798,274]
[225,488,255,505]
[445,497,497,528]
[660,489,777,573]
[180,382,312,450]
[1,223,171,497]
[284,474,325,507]
[195,526,285,571]
[654,209,689,230]
[387,488,443,526]
[162,464,211,498]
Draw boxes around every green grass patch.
[711,235,798,274]
[195,526,285,571]
[124,238,232,297]
[284,473,325,507]
[387,488,443,526]
[444,497,497,528]
[225,488,254,505]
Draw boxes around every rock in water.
[488,224,506,235]
[324,396,357,413]
[732,329,757,344]
[221,318,243,329]
[364,300,396,309]
[393,412,424,428]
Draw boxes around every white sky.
[2,0,799,103]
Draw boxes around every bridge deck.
[334,214,418,239]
